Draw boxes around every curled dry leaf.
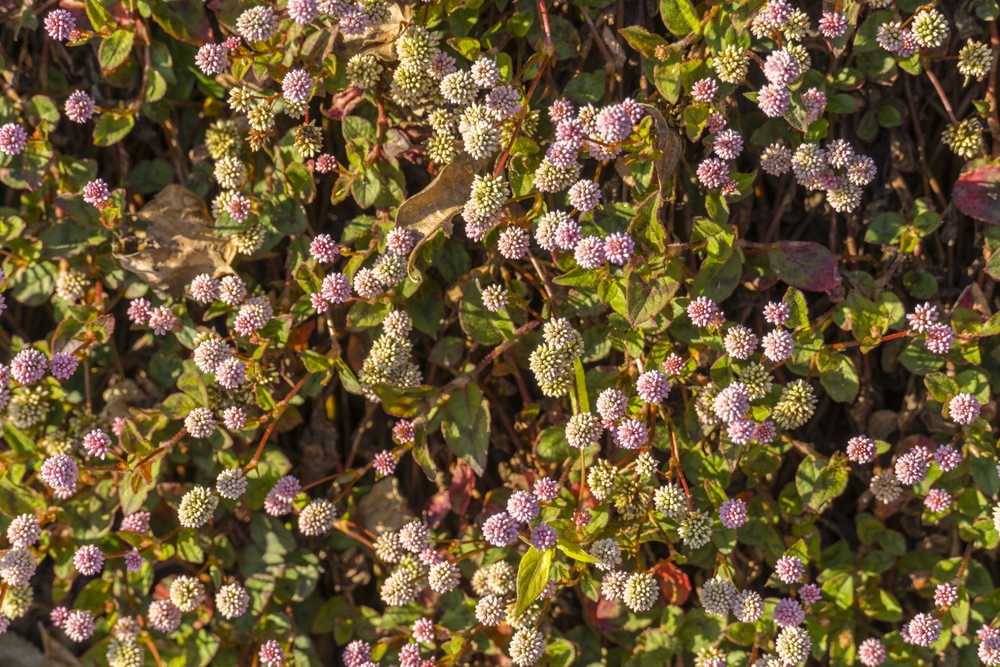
[114,184,236,298]
[638,103,682,198]
[333,1,413,62]
[395,143,488,272]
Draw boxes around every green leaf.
[300,350,334,373]
[2,422,35,456]
[783,287,810,329]
[99,30,134,71]
[515,546,553,617]
[86,0,117,32]
[556,537,599,563]
[819,354,859,403]
[563,70,606,104]
[795,452,849,512]
[625,260,680,326]
[440,383,490,475]
[162,392,197,419]
[459,279,503,346]
[347,299,390,331]
[924,372,959,403]
[93,113,135,146]
[692,249,742,302]
[660,0,700,36]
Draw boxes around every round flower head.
[219,275,247,305]
[287,0,317,23]
[411,617,435,643]
[44,9,76,41]
[678,509,713,548]
[193,338,230,374]
[0,548,36,586]
[775,555,805,583]
[925,323,956,354]
[393,420,415,444]
[911,9,949,49]
[127,298,152,325]
[924,488,952,513]
[596,388,628,425]
[184,407,216,439]
[373,450,397,476]
[565,412,603,449]
[7,514,40,548]
[282,69,313,105]
[614,419,647,450]
[636,370,670,404]
[894,450,929,486]
[758,84,791,117]
[960,41,992,81]
[603,232,634,265]
[719,498,747,529]
[315,153,338,173]
[482,284,509,312]
[950,393,981,425]
[0,124,26,156]
[482,512,519,547]
[776,627,811,664]
[858,638,886,667]
[178,486,219,527]
[762,328,794,363]
[697,158,729,189]
[714,130,744,161]
[121,511,150,534]
[65,90,95,123]
[904,612,942,646]
[299,499,337,536]
[48,352,78,381]
[63,610,95,642]
[934,582,958,608]
[11,348,47,384]
[507,489,541,523]
[509,629,545,667]
[170,575,204,613]
[399,520,432,552]
[623,572,658,612]
[123,547,145,572]
[724,325,758,360]
[321,273,351,304]
[195,43,229,75]
[499,226,530,259]
[343,641,372,667]
[189,273,220,303]
[147,600,182,633]
[148,306,179,335]
[846,435,877,464]
[216,468,247,499]
[732,589,763,622]
[763,49,800,86]
[236,5,278,42]
[51,606,69,628]
[40,454,78,490]
[259,640,285,667]
[981,636,1000,667]
[701,576,736,617]
[714,383,750,423]
[819,11,847,38]
[871,470,902,504]
[934,444,962,472]
[691,78,718,103]
[590,538,622,571]
[798,583,821,605]
[554,217,583,250]
[215,583,250,619]
[83,428,111,459]
[574,236,606,269]
[534,477,559,503]
[568,180,601,212]
[529,523,557,550]
[687,297,720,327]
[763,301,791,327]
[773,597,805,627]
[475,594,507,626]
[907,304,937,335]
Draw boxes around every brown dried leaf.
[114,184,236,298]
[395,144,488,272]
[333,1,412,62]
[638,103,681,196]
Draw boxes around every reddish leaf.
[323,88,366,121]
[423,490,451,528]
[953,165,1000,225]
[654,560,691,605]
[767,241,841,292]
[448,459,476,517]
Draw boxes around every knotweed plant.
[0,0,999,664]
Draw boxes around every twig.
[924,65,959,126]
[245,375,311,470]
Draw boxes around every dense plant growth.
[3,0,1000,665]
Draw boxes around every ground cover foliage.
[3,0,1000,665]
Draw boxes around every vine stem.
[245,374,310,471]
[664,413,694,512]
[924,66,959,126]
[472,320,541,375]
